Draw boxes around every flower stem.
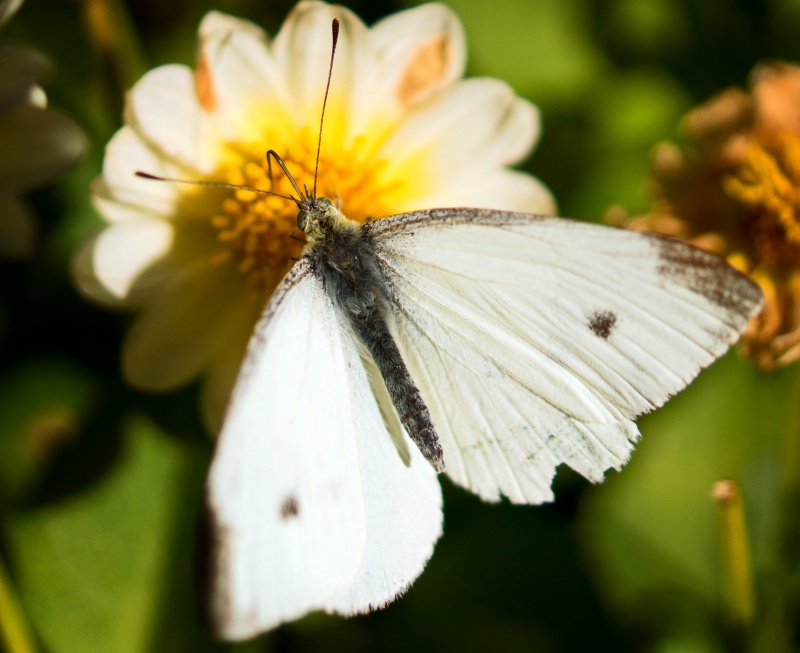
[712,480,754,639]
[0,552,37,653]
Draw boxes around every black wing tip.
[653,236,764,317]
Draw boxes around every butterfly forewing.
[323,349,442,615]
[366,208,762,503]
[206,263,367,638]
[206,260,442,639]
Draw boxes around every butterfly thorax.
[298,197,445,472]
[300,197,386,317]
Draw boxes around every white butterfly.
[204,193,762,639]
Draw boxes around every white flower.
[0,0,86,258]
[73,1,556,430]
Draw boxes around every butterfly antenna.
[312,18,339,199]
[134,171,298,204]
[139,18,340,208]
[265,150,306,202]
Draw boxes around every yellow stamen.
[726,250,752,275]
[209,126,409,290]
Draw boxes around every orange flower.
[609,62,800,370]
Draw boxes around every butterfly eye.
[297,210,308,230]
[318,197,334,208]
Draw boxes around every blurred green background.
[2,0,800,651]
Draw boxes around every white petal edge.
[380,78,539,183]
[369,3,466,109]
[197,11,294,141]
[121,262,250,390]
[417,168,557,215]
[101,126,181,216]
[125,64,220,174]
[72,218,174,304]
[91,178,167,224]
[271,1,374,143]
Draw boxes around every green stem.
[0,552,37,653]
[712,479,754,642]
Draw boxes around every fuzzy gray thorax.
[295,196,445,472]
[298,196,386,318]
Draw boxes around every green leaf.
[5,414,213,653]
[0,357,97,504]
[580,354,793,644]
[568,69,691,220]
[429,0,607,105]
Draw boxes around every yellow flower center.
[210,127,407,290]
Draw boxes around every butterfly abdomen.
[305,208,444,472]
[351,306,445,472]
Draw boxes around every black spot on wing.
[588,310,617,339]
[280,495,300,520]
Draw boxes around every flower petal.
[72,217,175,305]
[200,320,256,433]
[370,3,466,110]
[91,178,165,224]
[121,262,253,390]
[414,168,556,214]
[271,1,373,142]
[0,102,86,190]
[75,1,558,441]
[125,64,220,173]
[197,11,293,141]
[381,78,539,185]
[0,192,34,257]
[102,126,181,215]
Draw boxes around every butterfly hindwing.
[323,348,442,616]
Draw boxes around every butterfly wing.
[366,209,763,504]
[323,348,442,616]
[206,260,442,640]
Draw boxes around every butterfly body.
[299,196,444,471]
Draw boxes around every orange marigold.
[609,61,800,370]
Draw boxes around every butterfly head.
[296,196,334,231]
[296,195,356,245]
